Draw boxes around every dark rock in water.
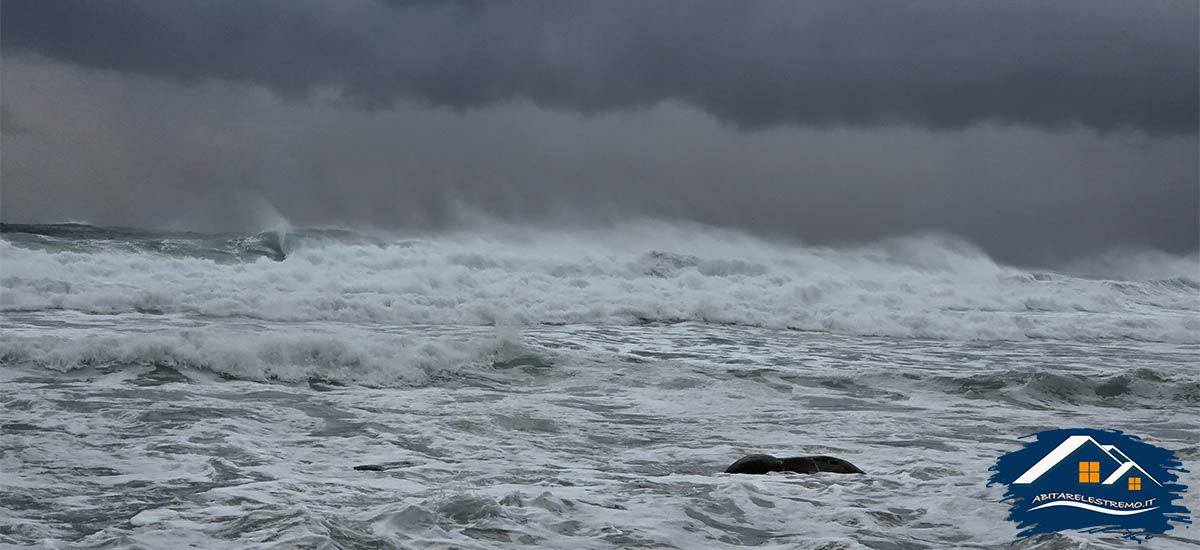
[792,456,865,474]
[353,460,417,471]
[724,454,784,475]
[725,454,864,475]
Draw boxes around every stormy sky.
[2,0,1197,265]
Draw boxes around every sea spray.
[1,223,1195,342]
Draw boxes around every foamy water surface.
[2,223,1197,548]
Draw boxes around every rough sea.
[2,222,1197,549]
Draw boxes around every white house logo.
[988,429,1189,541]
[1014,435,1162,515]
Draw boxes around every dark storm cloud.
[3,0,1196,134]
[2,57,1196,265]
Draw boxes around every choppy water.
[2,223,1198,549]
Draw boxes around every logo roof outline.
[1102,461,1162,487]
[1013,435,1122,485]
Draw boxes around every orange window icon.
[1129,477,1141,490]
[1078,461,1100,483]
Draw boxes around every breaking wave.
[0,328,535,387]
[927,367,1200,408]
[0,222,380,262]
[2,222,1196,343]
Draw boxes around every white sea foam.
[3,322,1195,548]
[2,222,1197,343]
[0,324,526,386]
[3,221,1197,547]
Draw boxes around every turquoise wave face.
[0,223,382,262]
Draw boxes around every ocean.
[2,222,1197,549]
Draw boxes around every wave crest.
[2,223,1196,343]
[0,329,532,387]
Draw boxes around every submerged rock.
[353,460,418,471]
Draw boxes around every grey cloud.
[1,59,1196,266]
[3,0,1196,134]
[1,104,33,135]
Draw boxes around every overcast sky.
[2,0,1197,265]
